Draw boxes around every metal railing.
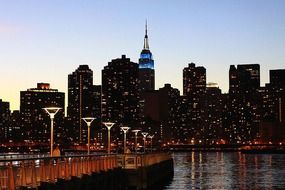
[0,154,118,190]
[118,152,172,169]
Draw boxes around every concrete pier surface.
[0,152,174,190]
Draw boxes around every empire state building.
[139,22,155,91]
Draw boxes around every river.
[164,152,285,189]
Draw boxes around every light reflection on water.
[164,152,285,189]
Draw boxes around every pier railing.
[118,152,172,169]
[0,154,118,190]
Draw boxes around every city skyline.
[1,0,285,110]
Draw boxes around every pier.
[0,152,173,190]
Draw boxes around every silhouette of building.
[182,63,207,143]
[9,110,22,142]
[67,65,100,143]
[183,63,206,96]
[20,83,65,143]
[142,84,180,142]
[139,22,155,92]
[270,69,285,88]
[0,99,10,142]
[102,55,140,139]
[205,83,222,144]
[229,64,260,94]
[227,64,261,143]
[269,69,285,123]
[260,69,285,143]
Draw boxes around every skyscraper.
[67,65,99,143]
[206,83,222,143]
[139,22,155,92]
[269,69,285,122]
[182,63,207,143]
[142,84,180,142]
[0,99,10,142]
[20,83,65,143]
[227,64,261,143]
[262,69,285,123]
[270,69,285,88]
[229,64,260,94]
[102,55,139,129]
[183,63,206,96]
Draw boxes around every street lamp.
[132,130,141,153]
[141,132,148,153]
[103,122,115,154]
[43,107,61,157]
[120,126,130,154]
[82,117,95,155]
[148,135,154,152]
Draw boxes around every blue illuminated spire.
[139,21,154,70]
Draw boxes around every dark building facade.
[139,22,155,92]
[260,69,285,143]
[205,83,222,144]
[0,99,10,142]
[182,63,207,143]
[102,55,140,137]
[142,84,180,142]
[227,64,261,143]
[9,110,22,142]
[229,64,260,93]
[67,65,100,143]
[270,69,285,88]
[20,83,65,143]
[183,63,206,97]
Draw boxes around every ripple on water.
[163,152,285,190]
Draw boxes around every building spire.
[143,20,149,50]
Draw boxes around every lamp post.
[120,126,130,154]
[43,107,61,157]
[141,132,148,153]
[103,122,115,154]
[148,135,154,152]
[82,117,95,155]
[132,130,141,153]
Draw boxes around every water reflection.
[164,152,285,189]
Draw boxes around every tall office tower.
[263,69,285,123]
[142,84,180,142]
[229,65,239,94]
[270,69,285,123]
[178,96,191,142]
[238,64,260,92]
[159,84,181,143]
[227,64,261,143]
[182,63,207,143]
[139,22,155,92]
[67,65,99,143]
[102,55,140,136]
[183,63,206,96]
[206,83,222,143]
[259,70,285,143]
[20,83,65,143]
[270,69,285,88]
[9,110,22,142]
[0,99,10,142]
[91,85,102,143]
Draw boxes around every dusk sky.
[1,0,285,111]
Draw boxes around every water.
[164,152,285,189]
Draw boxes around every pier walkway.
[0,152,173,190]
